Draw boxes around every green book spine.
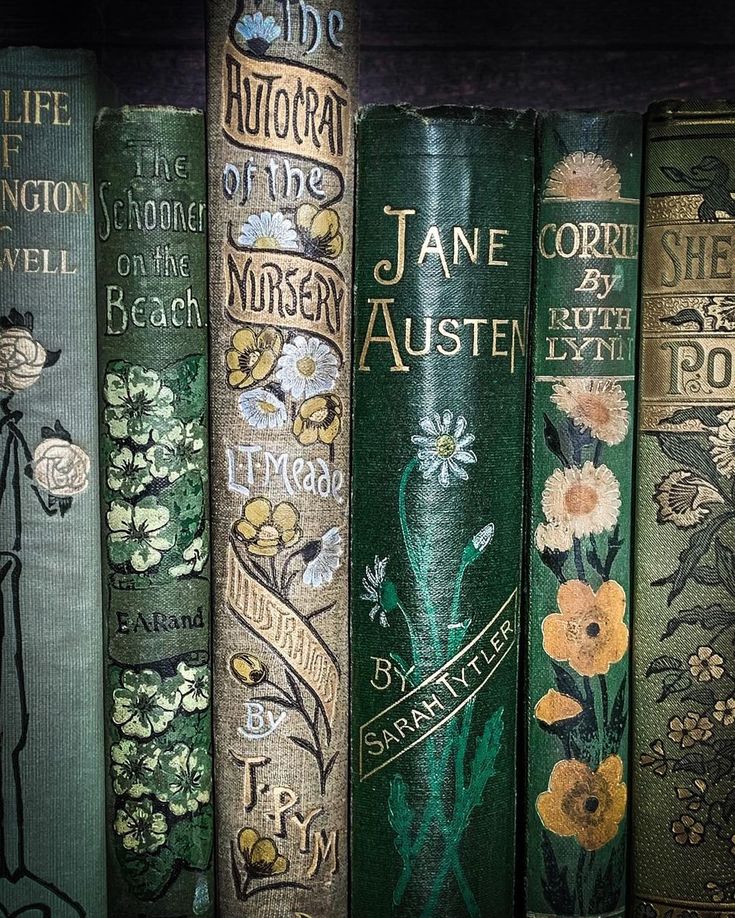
[525,112,642,918]
[351,105,535,918]
[0,48,107,915]
[94,107,213,916]
[207,2,357,914]
[633,101,735,917]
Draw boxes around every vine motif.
[1,308,90,915]
[640,403,735,906]
[533,376,631,916]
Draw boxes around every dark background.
[2,0,735,110]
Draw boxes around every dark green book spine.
[94,107,213,916]
[0,47,106,916]
[525,112,642,918]
[633,100,735,918]
[351,105,535,918]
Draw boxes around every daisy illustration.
[541,461,621,538]
[239,388,288,431]
[551,377,629,446]
[276,335,339,399]
[238,211,298,251]
[361,556,391,627]
[411,410,477,487]
[234,11,282,57]
[303,527,343,588]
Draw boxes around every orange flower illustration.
[293,393,343,446]
[542,579,628,677]
[534,689,583,726]
[537,755,627,850]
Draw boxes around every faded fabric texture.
[525,111,642,918]
[0,47,106,916]
[351,106,535,917]
[95,106,213,916]
[207,2,357,915]
[633,101,735,917]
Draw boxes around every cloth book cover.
[351,104,535,918]
[633,100,735,918]
[0,46,107,916]
[94,106,213,916]
[207,1,357,914]
[525,111,642,918]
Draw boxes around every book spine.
[94,107,213,917]
[351,105,535,917]
[633,101,735,917]
[525,112,642,918]
[206,2,357,914]
[0,48,106,915]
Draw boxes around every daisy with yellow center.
[551,377,629,446]
[541,461,620,538]
[276,334,340,400]
[238,387,287,430]
[411,410,477,488]
[238,211,298,251]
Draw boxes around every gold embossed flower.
[688,646,724,682]
[672,813,705,846]
[654,469,725,528]
[0,324,48,392]
[542,580,628,678]
[668,712,714,748]
[714,697,735,726]
[541,461,620,538]
[544,152,622,201]
[230,653,267,687]
[293,393,343,446]
[534,689,583,726]
[33,437,90,498]
[536,755,627,851]
[551,378,629,445]
[226,326,283,389]
[296,203,344,260]
[640,739,669,777]
[237,827,288,877]
[234,497,301,557]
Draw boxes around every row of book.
[1,7,733,918]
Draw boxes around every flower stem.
[573,537,586,582]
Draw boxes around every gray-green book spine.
[0,47,107,915]
[94,107,213,916]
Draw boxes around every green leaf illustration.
[167,809,213,871]
[115,837,175,901]
[163,355,207,424]
[540,831,575,914]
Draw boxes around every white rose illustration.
[0,325,48,392]
[33,437,90,497]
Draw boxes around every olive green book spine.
[524,112,642,918]
[206,2,357,915]
[351,105,535,918]
[633,101,735,917]
[0,47,106,916]
[94,107,213,916]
